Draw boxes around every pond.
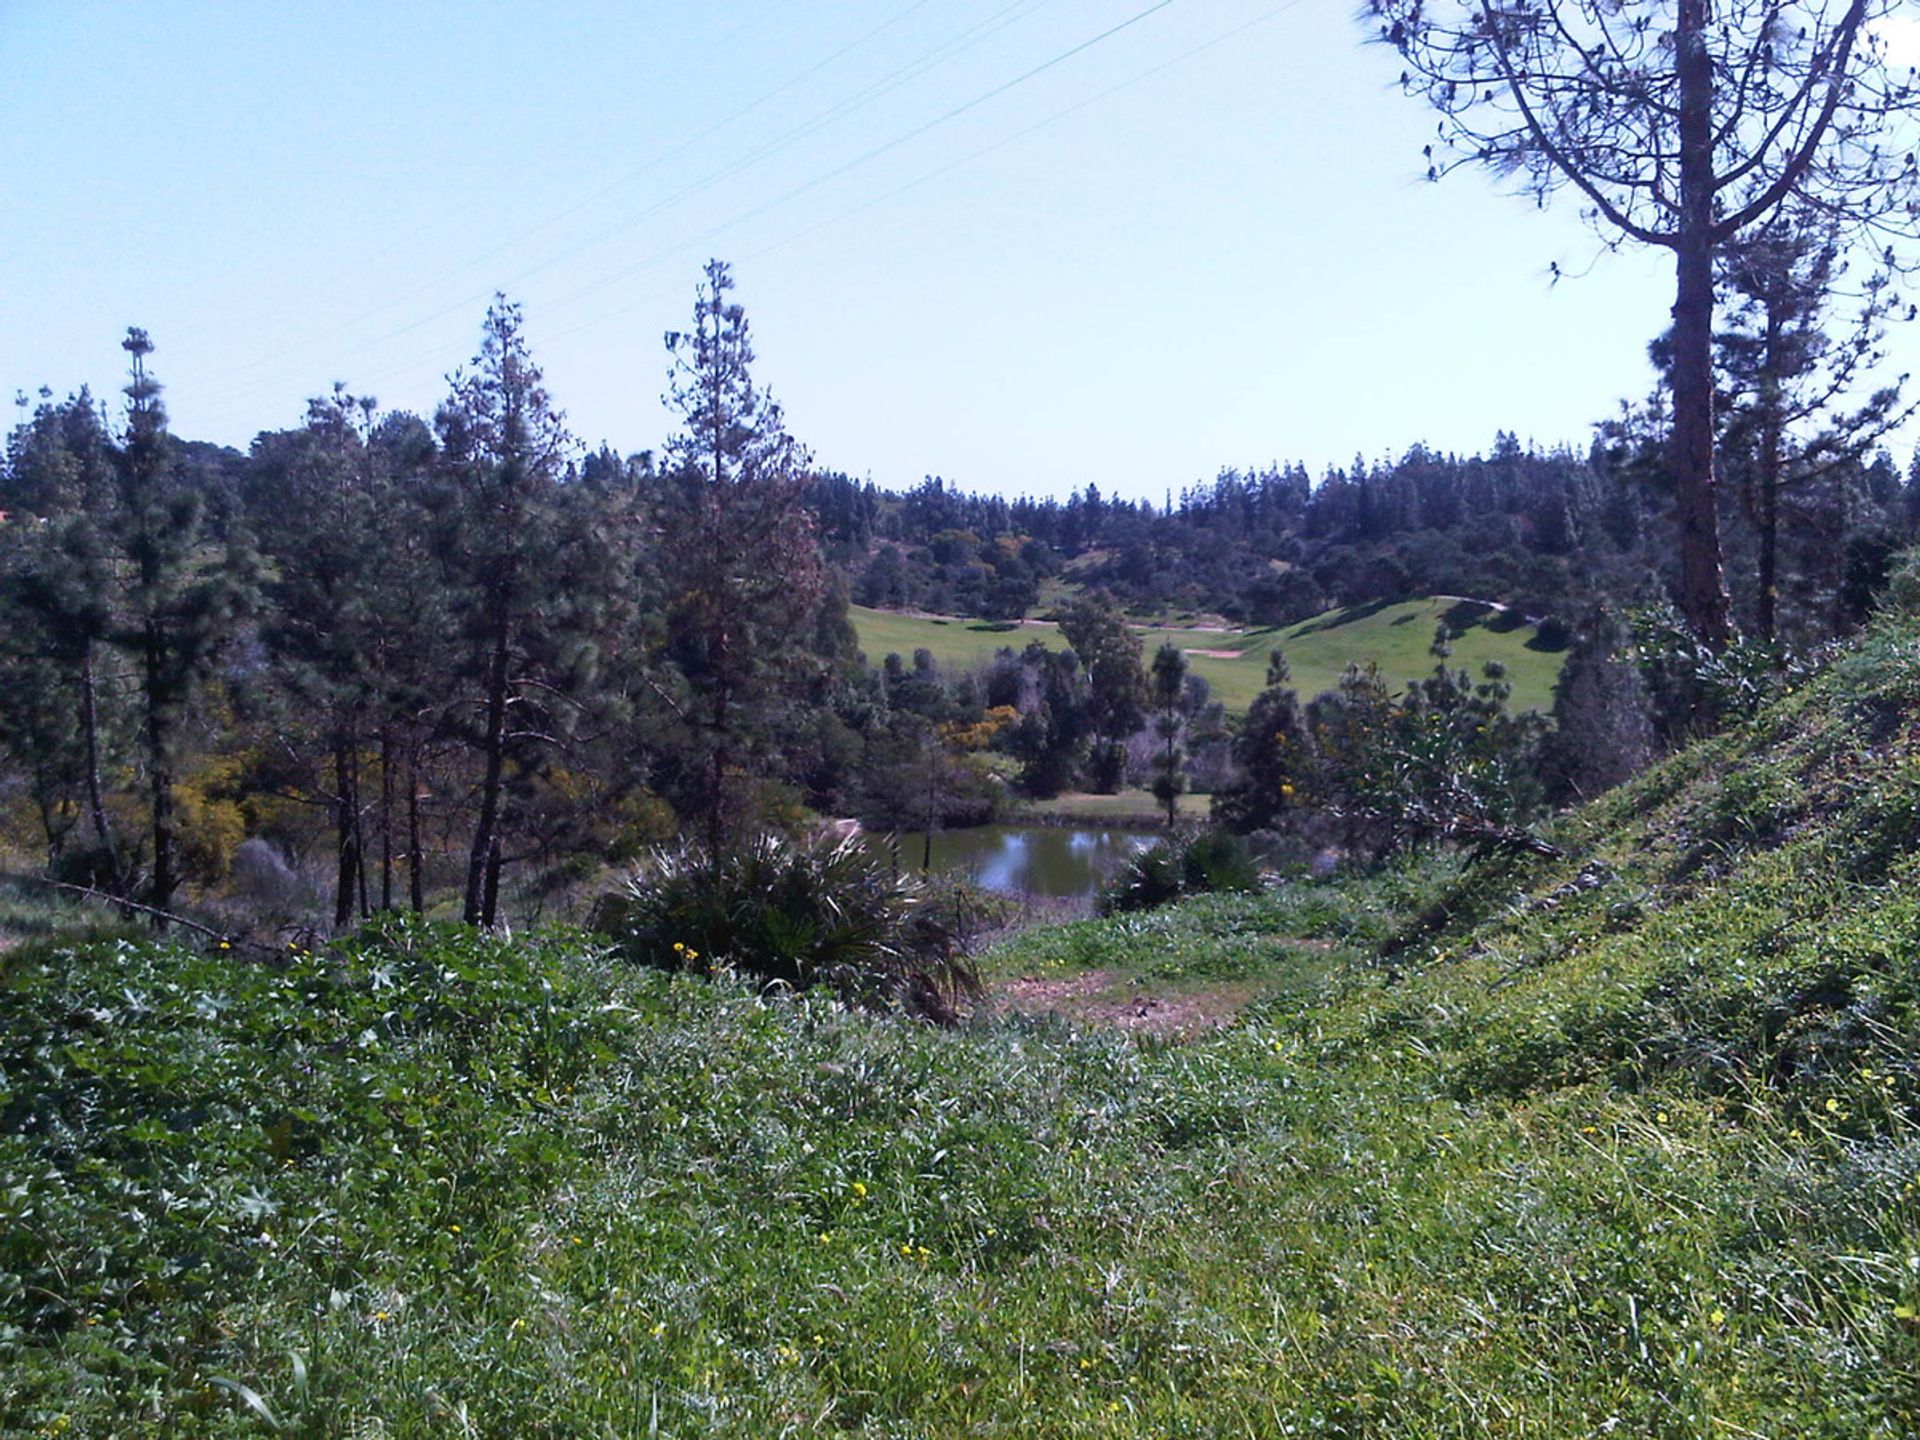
[872,825,1160,900]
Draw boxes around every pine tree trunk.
[333,739,358,931]
[78,645,120,885]
[464,614,511,924]
[349,739,370,919]
[706,614,731,857]
[379,725,395,911]
[144,620,176,925]
[482,833,502,928]
[1757,307,1785,649]
[1671,0,1734,650]
[407,731,425,914]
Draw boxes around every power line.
[547,0,1306,347]
[322,0,955,336]
[362,0,1057,346]
[199,0,1054,417]
[200,0,1254,437]
[187,1,783,385]
[541,0,1179,317]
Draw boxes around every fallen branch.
[10,875,279,956]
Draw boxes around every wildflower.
[650,1322,666,1338]
[448,1224,461,1234]
[1897,1305,1917,1321]
[217,941,231,951]
[1656,1111,1669,1124]
[813,1333,824,1344]
[851,1181,868,1200]
[1710,1308,1727,1326]
[1826,1097,1841,1113]
[374,1310,390,1321]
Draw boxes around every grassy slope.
[1023,789,1209,824]
[851,596,1565,715]
[8,618,1920,1435]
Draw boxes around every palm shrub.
[590,831,980,1020]
[1099,827,1261,915]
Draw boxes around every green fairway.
[1023,789,1211,824]
[851,596,1566,714]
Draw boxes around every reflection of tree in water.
[887,827,1154,899]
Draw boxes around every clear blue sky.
[4,1,1915,500]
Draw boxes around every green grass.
[1022,789,1210,823]
[851,596,1566,714]
[0,871,120,952]
[10,616,1920,1434]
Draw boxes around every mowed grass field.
[852,596,1566,714]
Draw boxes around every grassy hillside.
[851,596,1566,714]
[7,615,1920,1434]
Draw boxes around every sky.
[4,1,1918,501]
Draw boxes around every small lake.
[872,825,1160,899]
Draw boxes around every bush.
[590,832,980,1020]
[1099,828,1262,915]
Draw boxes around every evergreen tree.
[111,330,256,920]
[0,393,127,879]
[1715,215,1913,646]
[250,386,427,926]
[1371,0,1920,647]
[433,298,577,925]
[1214,675,1314,835]
[1149,641,1187,826]
[1545,608,1657,802]
[1057,590,1146,794]
[654,260,827,850]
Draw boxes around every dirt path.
[988,969,1253,1039]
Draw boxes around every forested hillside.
[6,255,1915,928]
[827,435,1914,644]
[8,594,1920,1435]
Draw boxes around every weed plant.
[591,832,980,1019]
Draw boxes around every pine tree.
[1057,590,1146,795]
[1149,641,1187,826]
[654,260,826,851]
[1371,0,1920,647]
[0,393,127,879]
[433,298,578,925]
[111,330,256,920]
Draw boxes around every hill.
[6,612,1920,1433]
[851,594,1567,715]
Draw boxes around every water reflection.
[879,825,1157,900]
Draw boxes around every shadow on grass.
[1289,597,1398,637]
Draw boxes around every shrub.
[1099,828,1261,915]
[590,832,980,1020]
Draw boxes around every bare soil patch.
[988,969,1251,1039]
